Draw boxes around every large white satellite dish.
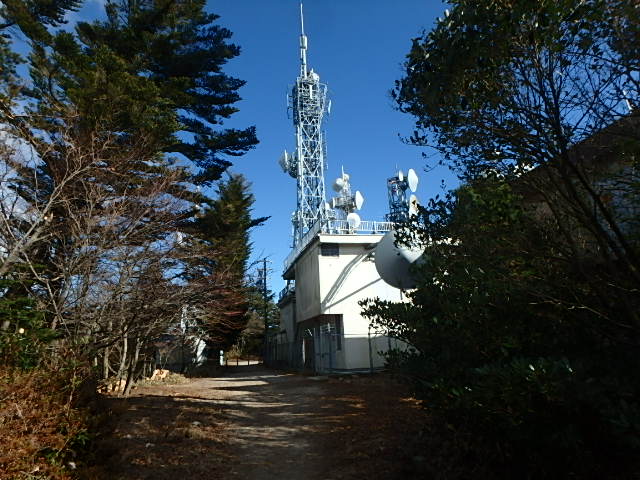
[374,230,424,289]
[354,191,364,210]
[347,212,361,229]
[333,177,344,192]
[407,168,419,192]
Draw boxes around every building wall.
[293,242,321,323]
[342,334,390,370]
[275,233,409,373]
[316,236,405,370]
[316,234,404,336]
[278,298,296,342]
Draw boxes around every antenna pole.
[299,3,307,77]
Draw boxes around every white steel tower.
[279,3,329,246]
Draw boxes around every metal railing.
[283,219,393,272]
[278,282,295,302]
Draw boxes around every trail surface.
[87,365,429,480]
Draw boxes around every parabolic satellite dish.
[346,212,361,229]
[374,230,424,289]
[333,177,344,192]
[407,168,419,192]
[354,191,364,210]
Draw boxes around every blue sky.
[67,0,456,295]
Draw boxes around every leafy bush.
[363,182,640,478]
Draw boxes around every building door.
[316,323,336,373]
[303,329,315,372]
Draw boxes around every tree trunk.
[123,337,141,397]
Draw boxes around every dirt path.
[204,368,331,479]
[85,365,430,480]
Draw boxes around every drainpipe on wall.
[368,325,374,374]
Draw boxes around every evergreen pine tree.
[74,0,258,184]
[187,174,268,350]
[0,0,81,41]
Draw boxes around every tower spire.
[299,3,307,77]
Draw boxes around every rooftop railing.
[283,219,393,273]
[278,282,296,302]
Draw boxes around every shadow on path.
[84,388,231,479]
[85,365,428,480]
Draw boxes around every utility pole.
[257,258,271,336]
[262,257,268,336]
[257,258,272,364]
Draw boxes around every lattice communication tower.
[385,169,419,223]
[279,3,330,246]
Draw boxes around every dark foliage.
[365,0,640,477]
[75,0,258,184]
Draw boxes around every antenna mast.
[279,2,330,246]
[299,3,307,77]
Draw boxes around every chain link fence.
[265,326,401,374]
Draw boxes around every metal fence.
[264,327,402,374]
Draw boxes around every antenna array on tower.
[330,167,364,230]
[278,3,330,246]
[278,5,393,260]
[385,168,419,223]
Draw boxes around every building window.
[320,243,339,256]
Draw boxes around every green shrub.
[363,182,640,478]
[0,278,57,370]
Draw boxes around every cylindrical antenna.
[299,2,307,77]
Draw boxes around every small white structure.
[276,231,407,372]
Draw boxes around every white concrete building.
[274,229,407,373]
